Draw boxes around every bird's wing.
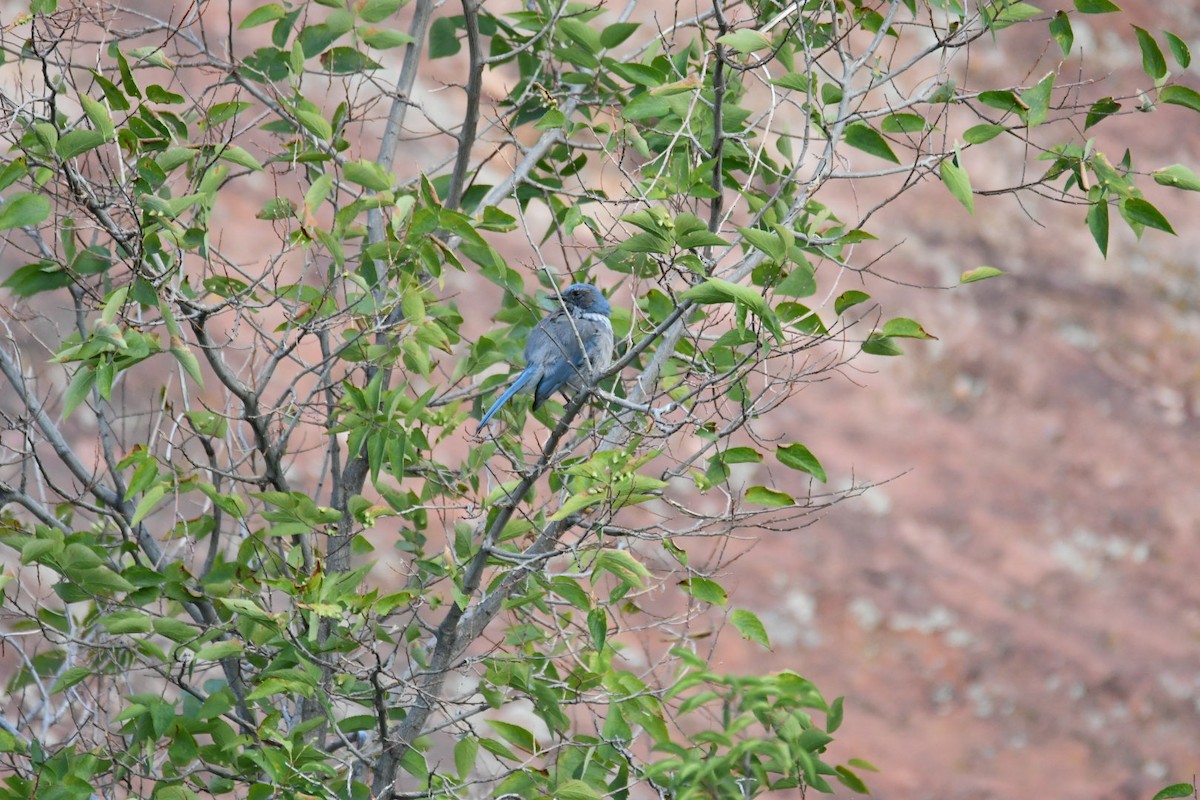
[526,311,612,408]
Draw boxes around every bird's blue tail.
[478,368,534,427]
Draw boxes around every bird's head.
[560,283,611,317]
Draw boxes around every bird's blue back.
[478,284,613,426]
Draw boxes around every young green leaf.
[940,157,974,213]
[1164,32,1191,69]
[679,577,728,606]
[0,193,51,230]
[960,266,1004,283]
[730,608,772,649]
[1085,97,1121,129]
[963,124,1006,144]
[1152,164,1200,191]
[1160,85,1200,114]
[1086,200,1109,256]
[600,21,640,48]
[862,333,903,356]
[359,0,404,23]
[1020,72,1055,127]
[1120,197,1175,234]
[1132,26,1167,80]
[1074,0,1120,11]
[429,16,461,58]
[835,290,871,315]
[744,486,795,507]
[717,29,771,54]
[344,159,393,191]
[844,123,900,163]
[240,2,286,28]
[1049,11,1073,55]
[880,113,927,133]
[777,443,827,482]
[882,317,937,340]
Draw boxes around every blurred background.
[4,0,1198,797]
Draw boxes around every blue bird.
[478,283,614,428]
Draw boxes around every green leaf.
[558,18,601,53]
[986,1,1042,29]
[153,618,198,642]
[593,549,651,588]
[295,108,333,140]
[862,333,903,356]
[835,765,870,794]
[240,3,286,28]
[1120,197,1175,234]
[963,124,1005,144]
[960,266,1004,283]
[1165,32,1191,69]
[677,228,728,248]
[1020,72,1055,127]
[827,695,845,733]
[770,72,810,92]
[1049,11,1073,56]
[1152,785,1195,800]
[361,27,415,49]
[1074,0,1120,11]
[1085,97,1121,129]
[554,780,603,800]
[587,607,607,651]
[882,317,937,339]
[744,486,794,507]
[359,0,404,23]
[738,227,786,261]
[78,566,135,593]
[621,93,670,120]
[721,446,763,464]
[101,610,153,634]
[320,47,381,74]
[834,290,870,315]
[80,94,115,140]
[1160,85,1200,114]
[1132,26,1167,80]
[1153,164,1200,192]
[131,484,168,526]
[454,737,478,780]
[600,21,640,48]
[62,366,96,418]
[679,577,728,606]
[146,84,185,104]
[1087,200,1109,256]
[344,159,393,191]
[50,666,93,694]
[56,129,108,159]
[297,23,341,58]
[776,443,827,482]
[679,278,783,342]
[486,720,536,754]
[429,16,461,58]
[214,145,263,172]
[939,157,973,213]
[195,640,244,661]
[0,193,51,230]
[717,29,771,54]
[844,123,899,163]
[880,113,926,133]
[730,608,771,649]
[978,90,1022,114]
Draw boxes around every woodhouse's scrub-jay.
[478,284,613,427]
